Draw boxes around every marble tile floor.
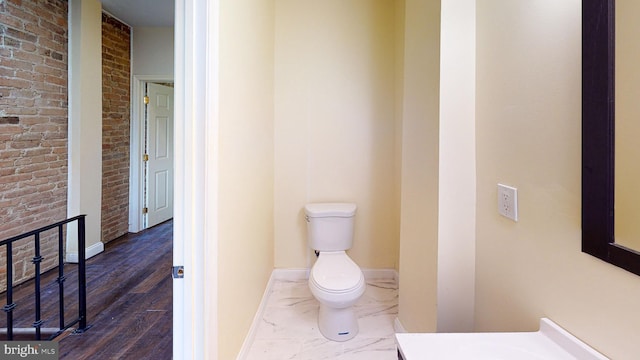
[244,277,399,360]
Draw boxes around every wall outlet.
[497,184,518,221]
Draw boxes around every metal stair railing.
[0,215,90,340]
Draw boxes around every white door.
[146,82,174,227]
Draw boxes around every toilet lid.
[311,252,363,292]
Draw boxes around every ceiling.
[100,0,174,27]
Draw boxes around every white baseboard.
[236,271,277,360]
[394,317,407,333]
[65,242,104,263]
[272,268,309,280]
[362,268,398,281]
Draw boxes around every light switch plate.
[497,184,518,221]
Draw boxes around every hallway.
[57,219,173,359]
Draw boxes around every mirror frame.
[583,0,640,275]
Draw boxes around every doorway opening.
[130,77,175,232]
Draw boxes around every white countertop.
[395,318,609,360]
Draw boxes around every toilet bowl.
[309,251,366,341]
[304,203,365,342]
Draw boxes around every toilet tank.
[304,203,357,251]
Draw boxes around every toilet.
[304,202,366,342]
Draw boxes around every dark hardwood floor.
[0,220,173,359]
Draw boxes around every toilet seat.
[310,252,364,294]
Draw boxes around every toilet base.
[318,304,359,342]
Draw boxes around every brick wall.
[101,13,130,243]
[0,0,68,289]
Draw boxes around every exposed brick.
[39,18,65,36]
[6,3,38,25]
[12,48,43,64]
[6,107,37,116]
[21,40,36,53]
[31,4,55,22]
[12,132,42,141]
[9,88,37,98]
[33,64,63,76]
[0,116,19,124]
[21,147,51,157]
[0,149,22,159]
[31,81,63,93]
[37,107,65,116]
[30,122,59,132]
[3,186,38,199]
[50,51,62,61]
[3,36,21,47]
[10,94,36,106]
[0,76,31,88]
[4,26,37,43]
[9,140,40,149]
[101,12,130,243]
[40,139,65,149]
[0,56,36,71]
[0,13,23,29]
[0,0,68,290]
[18,162,51,174]
[39,39,66,56]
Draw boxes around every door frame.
[129,75,174,233]
[174,0,219,358]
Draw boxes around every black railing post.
[4,242,14,340]
[57,224,65,330]
[77,216,87,331]
[32,233,43,340]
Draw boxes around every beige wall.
[615,0,640,250]
[273,0,400,270]
[217,0,275,358]
[68,0,104,260]
[396,0,440,333]
[475,1,640,358]
[131,27,174,77]
[204,1,640,358]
